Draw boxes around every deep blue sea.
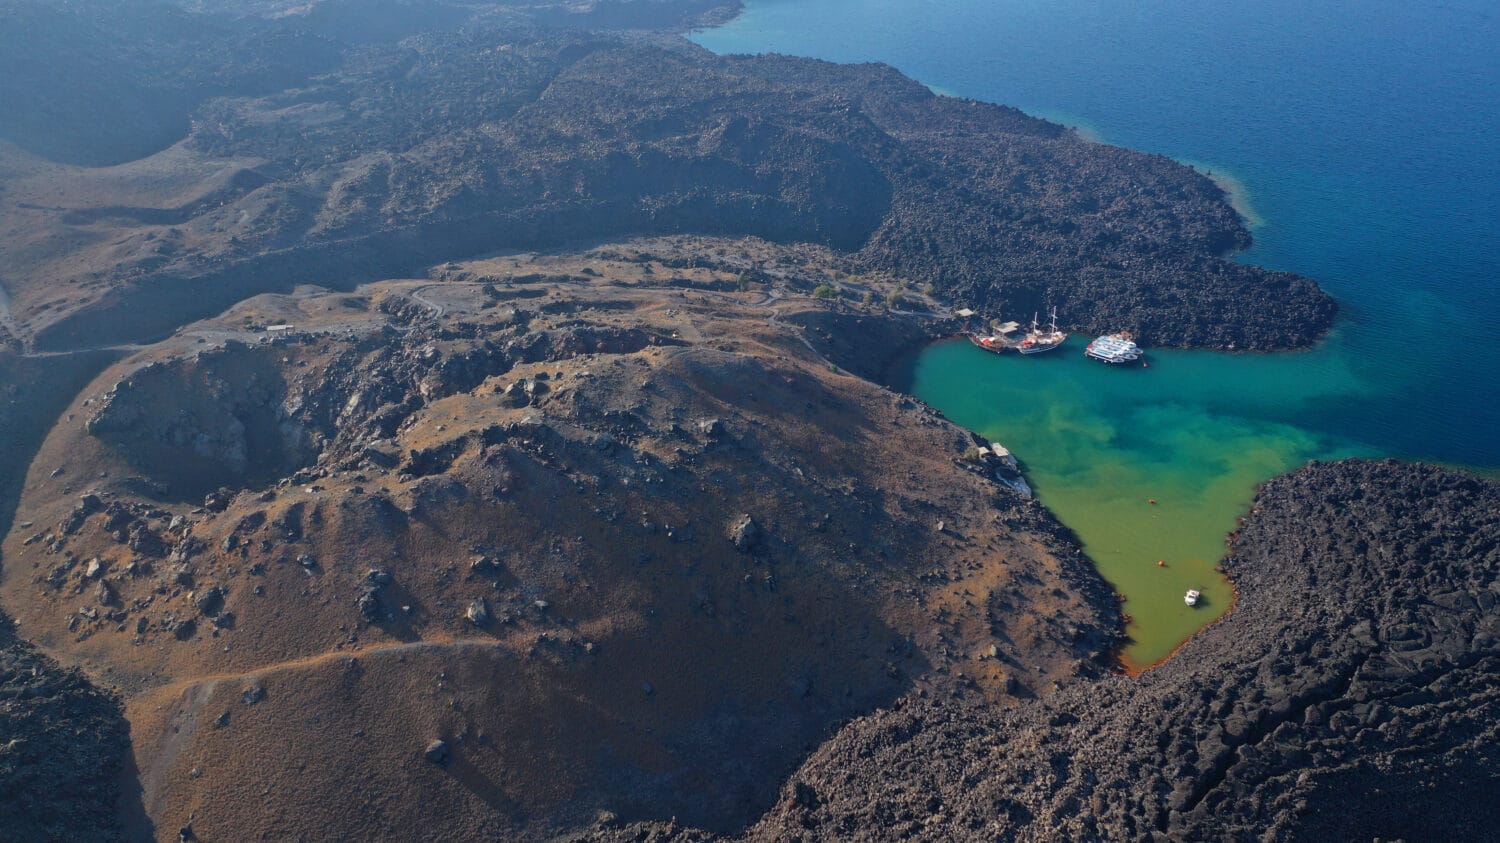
[696,0,1500,468]
[696,1,1500,663]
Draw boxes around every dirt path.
[126,629,598,812]
[0,278,16,342]
[133,635,510,712]
[409,285,447,318]
[756,285,844,370]
[758,284,950,373]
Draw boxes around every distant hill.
[1,11,1329,352]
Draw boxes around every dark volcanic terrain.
[0,0,1331,354]
[0,614,132,841]
[0,1,1491,841]
[593,460,1500,842]
[745,459,1500,841]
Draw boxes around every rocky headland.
[1,0,1330,354]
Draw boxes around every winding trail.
[756,282,952,372]
[409,285,447,319]
[756,285,843,368]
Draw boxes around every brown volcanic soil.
[0,348,146,843]
[1,241,1119,840]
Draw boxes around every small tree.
[812,283,838,300]
[885,287,906,309]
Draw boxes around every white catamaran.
[1085,331,1143,364]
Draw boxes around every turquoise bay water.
[697,1,1500,667]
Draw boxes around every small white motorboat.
[1184,589,1201,607]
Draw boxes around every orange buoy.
[1148,498,1157,505]
[1157,560,1165,567]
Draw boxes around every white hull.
[1086,333,1142,364]
[1085,350,1141,363]
[1017,340,1063,354]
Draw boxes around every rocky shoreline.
[582,459,1500,841]
[3,1,1330,354]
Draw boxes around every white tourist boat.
[1085,332,1143,363]
[1184,589,1201,607]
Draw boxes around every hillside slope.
[1,240,1120,839]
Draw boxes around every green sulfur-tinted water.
[908,337,1376,668]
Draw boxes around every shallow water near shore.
[698,0,1500,667]
[909,338,1376,667]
